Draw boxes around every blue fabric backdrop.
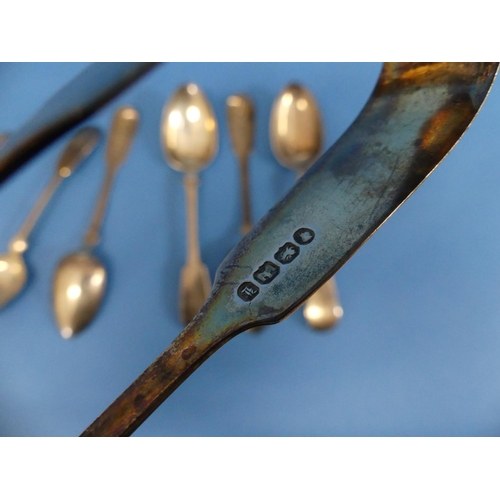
[0,62,499,436]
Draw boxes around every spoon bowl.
[0,249,27,309]
[53,251,106,338]
[161,83,218,174]
[270,83,323,172]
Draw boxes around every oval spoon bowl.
[0,251,27,309]
[53,251,107,338]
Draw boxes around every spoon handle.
[84,107,139,248]
[227,95,255,235]
[179,173,212,324]
[84,167,115,248]
[12,174,63,249]
[303,277,343,330]
[184,173,202,265]
[304,266,342,331]
[11,127,101,250]
[81,297,238,436]
[239,156,252,235]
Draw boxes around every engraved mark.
[253,261,280,285]
[293,228,315,245]
[274,242,299,264]
[238,282,260,302]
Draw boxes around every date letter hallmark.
[237,282,260,302]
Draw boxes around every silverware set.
[163,81,343,330]
[0,127,101,310]
[0,81,343,336]
[0,106,139,337]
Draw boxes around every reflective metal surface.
[52,251,106,338]
[303,277,343,330]
[161,83,218,174]
[227,94,255,235]
[161,84,217,325]
[84,107,139,248]
[81,63,499,437]
[270,83,343,330]
[53,107,139,338]
[270,83,322,170]
[0,251,26,310]
[0,127,100,310]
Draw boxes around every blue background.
[0,62,499,437]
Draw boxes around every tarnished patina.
[81,62,498,437]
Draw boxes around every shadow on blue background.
[0,63,499,436]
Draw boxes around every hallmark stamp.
[274,242,299,264]
[293,228,315,245]
[253,261,280,285]
[237,229,315,299]
[237,282,260,302]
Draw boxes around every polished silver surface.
[0,127,100,310]
[161,83,218,325]
[53,108,139,337]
